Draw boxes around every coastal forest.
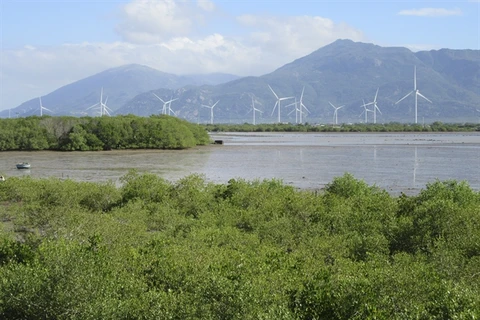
[1,172,479,319]
[0,115,211,151]
[0,115,478,152]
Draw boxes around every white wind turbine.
[329,101,344,125]
[168,98,178,116]
[247,96,263,125]
[359,99,373,123]
[38,96,53,116]
[298,86,310,124]
[287,86,310,124]
[395,66,432,124]
[268,84,293,123]
[153,93,178,115]
[202,100,219,124]
[87,87,112,116]
[286,98,300,123]
[364,88,381,124]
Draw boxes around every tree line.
[0,115,211,151]
[0,172,479,318]
[205,121,480,133]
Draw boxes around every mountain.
[5,40,480,123]
[2,64,240,117]
[120,40,480,124]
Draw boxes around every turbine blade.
[86,103,99,110]
[212,100,220,108]
[268,85,279,99]
[374,88,379,102]
[153,93,166,103]
[414,66,417,90]
[271,101,278,116]
[395,91,413,104]
[301,102,310,113]
[329,101,335,108]
[417,92,432,103]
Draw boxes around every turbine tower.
[364,88,381,124]
[38,96,53,116]
[329,102,344,125]
[268,85,293,123]
[153,93,178,115]
[294,86,310,124]
[286,98,300,123]
[395,66,432,124]
[202,100,219,124]
[248,96,263,125]
[360,99,373,123]
[87,87,112,116]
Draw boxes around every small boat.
[16,162,31,169]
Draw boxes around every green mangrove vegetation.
[0,115,210,151]
[1,172,479,319]
[205,121,480,133]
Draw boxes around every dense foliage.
[0,173,479,319]
[0,115,210,151]
[205,121,480,133]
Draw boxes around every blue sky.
[1,0,479,110]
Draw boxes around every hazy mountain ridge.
[2,64,240,118]
[121,40,480,123]
[4,40,480,123]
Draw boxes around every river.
[1,132,479,195]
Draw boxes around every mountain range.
[3,39,480,124]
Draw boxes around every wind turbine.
[359,99,373,123]
[87,87,112,116]
[289,86,310,124]
[395,66,432,124]
[286,98,300,123]
[247,96,263,125]
[153,93,168,114]
[101,95,113,116]
[38,96,53,116]
[329,102,344,125]
[202,100,219,124]
[298,86,310,124]
[364,88,381,124]
[268,84,293,123]
[153,93,178,115]
[166,96,178,116]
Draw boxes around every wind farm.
[3,40,478,125]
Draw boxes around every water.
[0,132,479,195]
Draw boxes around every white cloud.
[398,7,462,17]
[197,0,215,12]
[1,2,365,110]
[237,14,364,61]
[116,0,213,44]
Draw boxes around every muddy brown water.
[1,132,479,195]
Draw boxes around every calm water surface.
[1,132,479,195]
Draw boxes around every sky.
[0,0,479,110]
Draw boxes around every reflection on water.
[0,132,479,195]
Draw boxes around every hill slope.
[2,64,239,117]
[120,40,480,124]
